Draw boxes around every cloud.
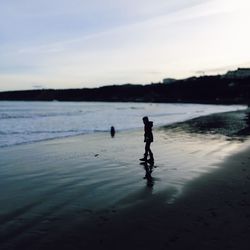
[1,0,250,90]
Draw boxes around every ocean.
[0,101,246,148]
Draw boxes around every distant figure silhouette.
[245,112,250,126]
[110,126,115,138]
[237,111,250,136]
[140,116,154,163]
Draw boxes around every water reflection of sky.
[152,111,250,203]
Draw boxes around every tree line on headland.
[1,72,250,104]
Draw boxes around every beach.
[1,109,250,250]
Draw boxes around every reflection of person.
[141,161,154,187]
[140,116,154,162]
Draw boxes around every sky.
[0,0,250,91]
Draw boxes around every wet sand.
[1,109,250,249]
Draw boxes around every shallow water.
[0,122,248,249]
[0,101,246,147]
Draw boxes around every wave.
[0,130,83,135]
[0,133,85,148]
[0,129,111,148]
[0,102,247,149]
[0,111,91,120]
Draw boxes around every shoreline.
[0,105,248,150]
[1,109,250,249]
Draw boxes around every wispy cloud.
[15,0,211,55]
[1,0,250,90]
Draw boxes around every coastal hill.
[1,68,250,104]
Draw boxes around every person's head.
[142,116,149,124]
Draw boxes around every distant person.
[110,126,115,138]
[140,116,154,162]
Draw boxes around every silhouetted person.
[140,116,154,162]
[110,126,115,138]
[245,112,250,126]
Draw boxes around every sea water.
[0,101,246,148]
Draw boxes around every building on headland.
[162,78,176,84]
[223,68,250,79]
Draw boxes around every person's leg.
[140,141,151,161]
[147,142,154,162]
[148,148,154,160]
[144,141,151,159]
